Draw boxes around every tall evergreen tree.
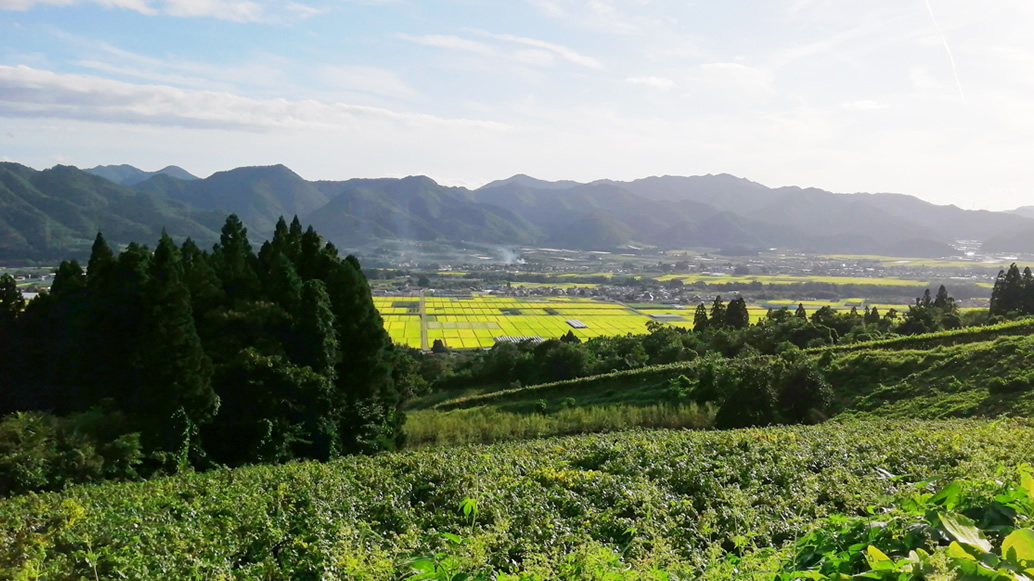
[212,214,259,304]
[267,252,303,314]
[51,260,86,298]
[933,285,956,313]
[133,233,218,460]
[709,295,726,328]
[693,303,710,331]
[0,275,23,404]
[86,233,117,291]
[990,263,1025,316]
[295,279,338,377]
[795,303,807,319]
[724,297,750,329]
[180,238,224,317]
[0,274,23,329]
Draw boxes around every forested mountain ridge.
[8,161,1034,259]
[0,163,222,261]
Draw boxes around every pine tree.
[267,252,303,314]
[324,253,397,453]
[933,285,956,313]
[51,260,86,298]
[180,238,224,316]
[0,274,23,329]
[709,296,726,328]
[864,306,881,326]
[693,304,710,331]
[212,214,259,304]
[134,233,218,458]
[295,279,338,377]
[724,297,750,329]
[86,232,117,291]
[990,263,1025,316]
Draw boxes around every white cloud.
[0,65,510,132]
[399,31,602,69]
[396,33,495,56]
[625,76,674,91]
[317,65,417,100]
[0,0,317,22]
[485,32,603,69]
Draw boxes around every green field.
[820,254,1015,269]
[375,296,663,349]
[654,272,994,288]
[374,295,977,350]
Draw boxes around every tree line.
[0,215,409,493]
[424,286,965,393]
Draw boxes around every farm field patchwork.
[373,295,967,349]
[373,296,662,349]
[819,254,1015,269]
[654,273,995,288]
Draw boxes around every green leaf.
[459,498,478,518]
[1003,529,1034,564]
[409,557,437,573]
[930,481,963,511]
[865,545,894,570]
[441,533,464,544]
[1022,474,1034,502]
[940,512,993,552]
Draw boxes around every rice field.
[653,273,953,287]
[373,295,664,349]
[373,294,982,350]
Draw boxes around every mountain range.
[4,161,1034,261]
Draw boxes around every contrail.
[923,0,967,104]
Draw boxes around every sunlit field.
[373,296,916,349]
[653,272,994,287]
[374,296,662,349]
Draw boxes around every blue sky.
[1,0,1033,210]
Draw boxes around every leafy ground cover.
[2,420,1033,580]
[407,330,1034,447]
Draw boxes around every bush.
[0,409,142,496]
[988,374,1034,395]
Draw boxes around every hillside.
[164,164,330,235]
[0,162,220,260]
[407,323,1034,447]
[10,161,1034,257]
[1,419,1030,579]
[307,176,539,245]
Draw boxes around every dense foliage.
[991,263,1034,318]
[0,215,407,492]
[411,330,1034,448]
[1,420,1031,580]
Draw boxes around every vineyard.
[3,420,1033,580]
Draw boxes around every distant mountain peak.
[85,164,198,186]
[478,174,582,191]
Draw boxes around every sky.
[1,1,1033,210]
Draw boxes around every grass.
[3,420,1032,579]
[405,402,712,448]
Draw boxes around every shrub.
[0,409,142,496]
